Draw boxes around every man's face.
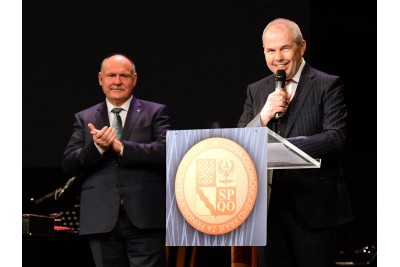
[263,25,306,80]
[98,55,137,106]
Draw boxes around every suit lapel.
[284,65,316,136]
[95,102,110,129]
[266,77,275,96]
[121,98,142,140]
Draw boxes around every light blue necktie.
[111,108,123,140]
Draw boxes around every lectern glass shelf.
[266,128,321,169]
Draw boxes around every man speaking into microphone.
[237,18,354,267]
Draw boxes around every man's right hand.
[259,90,290,126]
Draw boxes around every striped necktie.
[111,108,123,140]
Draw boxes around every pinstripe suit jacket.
[62,97,171,235]
[238,63,354,229]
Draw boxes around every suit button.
[116,163,119,167]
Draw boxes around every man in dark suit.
[62,54,171,267]
[237,18,354,267]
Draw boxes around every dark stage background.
[23,0,376,266]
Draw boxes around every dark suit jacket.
[62,97,171,235]
[238,63,354,229]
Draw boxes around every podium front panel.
[166,128,268,246]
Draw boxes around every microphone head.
[275,70,286,82]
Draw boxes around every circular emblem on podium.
[175,137,258,235]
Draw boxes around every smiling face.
[262,24,306,80]
[98,55,137,107]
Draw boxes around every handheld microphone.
[274,70,286,119]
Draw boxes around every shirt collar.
[106,95,133,113]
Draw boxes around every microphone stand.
[31,176,78,205]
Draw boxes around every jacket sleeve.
[287,76,347,158]
[61,113,104,178]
